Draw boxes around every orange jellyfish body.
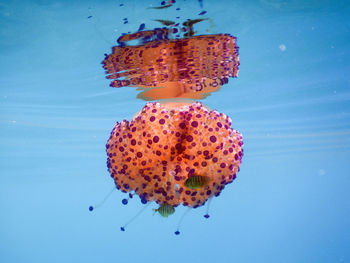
[106,102,243,208]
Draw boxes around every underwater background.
[1,0,349,262]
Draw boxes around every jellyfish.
[106,101,243,209]
[100,21,242,234]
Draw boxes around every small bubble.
[318,169,326,176]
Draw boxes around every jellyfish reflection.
[102,28,239,100]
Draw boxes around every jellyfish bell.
[106,101,243,212]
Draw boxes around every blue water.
[1,0,349,262]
